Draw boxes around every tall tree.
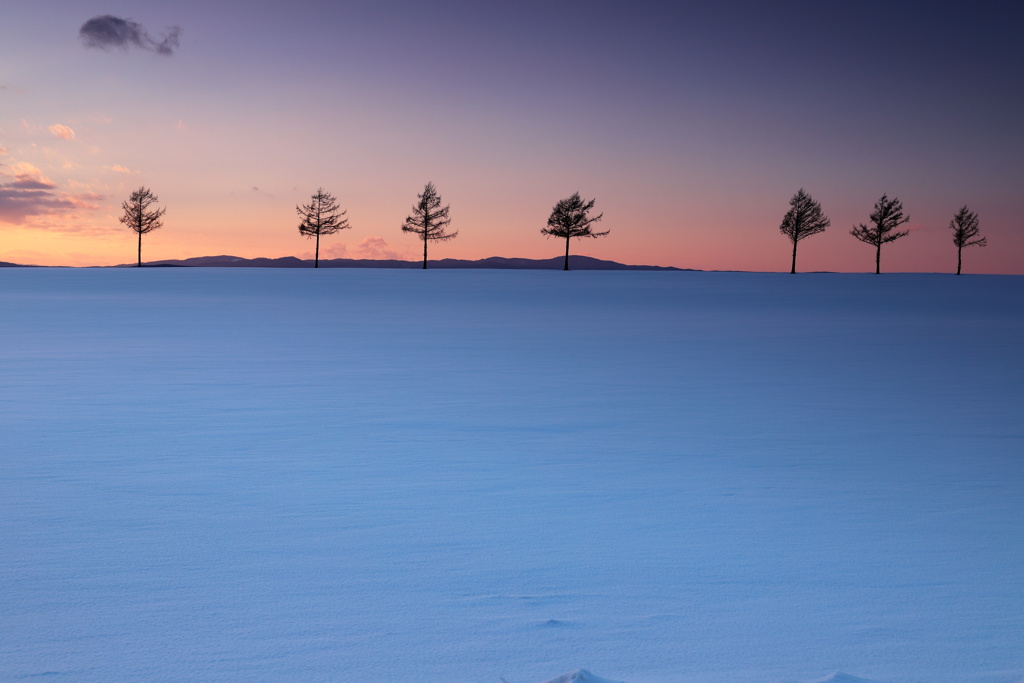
[401,182,456,269]
[850,193,910,274]
[119,186,165,267]
[949,205,986,275]
[297,188,350,268]
[779,188,830,274]
[542,192,608,271]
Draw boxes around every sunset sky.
[2,1,1021,272]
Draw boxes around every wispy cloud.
[322,237,407,261]
[108,164,132,174]
[354,236,404,259]
[49,124,76,140]
[0,248,112,267]
[0,162,102,226]
[3,163,57,191]
[79,15,181,56]
[0,248,53,266]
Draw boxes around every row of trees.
[781,190,987,275]
[122,183,608,270]
[294,182,460,269]
[296,182,606,270]
[120,185,987,274]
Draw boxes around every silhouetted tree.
[119,186,165,267]
[297,188,350,268]
[850,194,910,274]
[949,205,986,275]
[779,188,830,274]
[542,192,608,271]
[401,182,456,269]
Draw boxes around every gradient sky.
[2,1,1021,272]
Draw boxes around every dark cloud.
[79,15,181,56]
[0,164,102,225]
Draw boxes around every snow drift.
[538,670,625,683]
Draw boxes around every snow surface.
[1,269,1022,683]
[536,669,625,683]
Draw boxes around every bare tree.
[850,193,910,274]
[119,186,165,267]
[297,188,350,268]
[542,192,608,271]
[949,205,986,275]
[779,188,830,274]
[401,182,456,269]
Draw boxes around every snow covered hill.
[808,673,877,683]
[1,269,1021,682]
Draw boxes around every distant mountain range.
[1,254,685,270]
[115,255,685,270]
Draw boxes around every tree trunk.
[875,242,881,274]
[314,231,320,268]
[957,246,962,275]
[422,236,428,270]
[563,236,570,271]
[790,238,798,274]
[137,230,142,268]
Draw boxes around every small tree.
[401,182,456,269]
[949,205,986,275]
[297,188,350,268]
[850,193,910,274]
[779,188,830,274]
[542,192,608,271]
[119,186,165,267]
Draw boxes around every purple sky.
[2,1,1021,271]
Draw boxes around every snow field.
[1,269,1022,682]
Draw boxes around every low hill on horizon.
[120,254,685,270]
[2,255,684,270]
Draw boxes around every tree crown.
[779,188,829,243]
[297,188,350,238]
[851,193,910,246]
[119,186,165,235]
[401,182,457,242]
[542,192,608,240]
[949,205,986,248]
